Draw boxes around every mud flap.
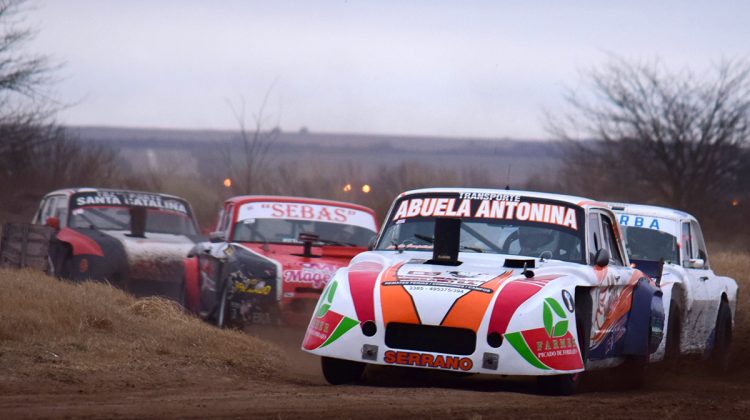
[622,278,664,356]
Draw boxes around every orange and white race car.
[302,188,665,394]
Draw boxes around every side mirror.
[686,258,705,269]
[594,248,610,267]
[367,236,378,251]
[209,231,226,243]
[45,216,60,230]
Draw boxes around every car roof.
[43,187,189,202]
[398,188,606,209]
[224,195,377,216]
[606,202,695,221]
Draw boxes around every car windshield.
[233,218,375,247]
[375,193,586,263]
[621,226,679,264]
[69,207,198,235]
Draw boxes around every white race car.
[302,188,665,394]
[609,203,737,369]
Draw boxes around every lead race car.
[302,188,665,394]
[184,196,379,327]
[25,188,202,300]
[608,203,737,369]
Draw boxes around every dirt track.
[3,324,750,419]
[2,252,750,420]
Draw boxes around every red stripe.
[348,261,383,323]
[183,257,200,312]
[488,275,560,335]
[56,228,104,256]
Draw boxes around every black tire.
[214,282,230,328]
[708,299,732,373]
[537,288,591,396]
[321,357,365,385]
[177,279,187,311]
[618,333,649,389]
[47,243,72,279]
[664,299,681,369]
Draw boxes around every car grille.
[385,323,476,355]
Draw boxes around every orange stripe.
[379,262,420,325]
[441,271,513,331]
[591,271,641,342]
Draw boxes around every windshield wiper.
[316,238,356,247]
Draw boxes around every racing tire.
[663,299,681,369]
[215,283,230,328]
[617,333,649,389]
[708,299,732,373]
[177,279,187,311]
[537,288,591,396]
[321,357,365,385]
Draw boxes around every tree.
[549,57,750,221]
[0,0,123,221]
[222,87,280,196]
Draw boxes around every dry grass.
[0,268,283,393]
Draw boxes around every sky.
[27,0,750,139]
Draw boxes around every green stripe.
[505,332,550,370]
[320,316,359,348]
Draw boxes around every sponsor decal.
[302,281,359,350]
[237,202,377,231]
[230,271,272,296]
[505,297,583,371]
[382,270,496,293]
[79,258,89,273]
[617,214,677,234]
[71,191,189,214]
[391,197,578,230]
[384,350,473,371]
[283,263,338,289]
[562,289,575,313]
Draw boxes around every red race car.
[184,196,379,326]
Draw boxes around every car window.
[689,220,710,268]
[33,198,49,224]
[587,212,602,263]
[38,195,66,225]
[51,196,68,227]
[681,222,692,265]
[222,204,234,236]
[601,214,624,266]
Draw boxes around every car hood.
[103,230,197,281]
[344,250,587,331]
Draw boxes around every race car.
[28,188,202,300]
[183,196,379,327]
[609,202,737,370]
[302,188,665,395]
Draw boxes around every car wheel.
[664,299,681,369]
[537,288,591,395]
[177,279,187,310]
[215,283,230,328]
[709,299,732,373]
[617,332,649,389]
[321,357,365,385]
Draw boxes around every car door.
[198,204,234,315]
[680,220,714,348]
[588,210,635,359]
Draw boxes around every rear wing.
[0,223,53,270]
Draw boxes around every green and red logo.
[302,281,359,350]
[504,297,583,371]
